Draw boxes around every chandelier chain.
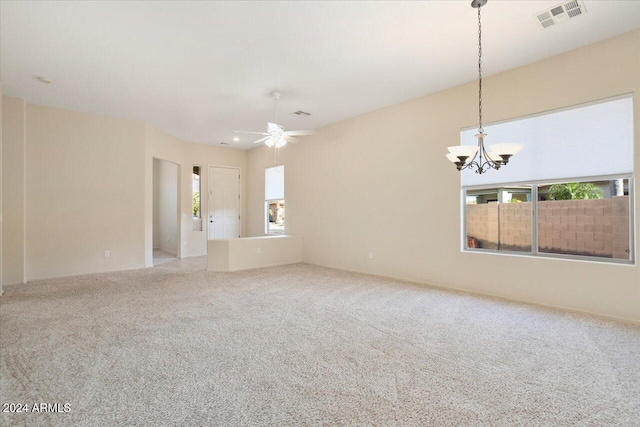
[478,4,483,133]
[446,0,522,175]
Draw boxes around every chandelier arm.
[460,139,483,172]
[466,140,501,174]
[461,159,481,173]
[477,156,500,173]
[467,146,481,166]
[483,151,501,166]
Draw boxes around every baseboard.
[304,261,640,326]
[0,280,24,287]
[19,264,148,284]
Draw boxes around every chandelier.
[446,0,523,174]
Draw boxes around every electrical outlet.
[104,251,110,257]
[368,252,374,260]
[167,237,171,243]
[257,247,262,254]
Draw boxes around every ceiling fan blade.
[284,130,316,136]
[284,136,302,144]
[235,130,269,136]
[252,136,271,145]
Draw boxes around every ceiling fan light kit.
[235,91,316,149]
[446,0,523,174]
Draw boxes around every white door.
[208,166,240,239]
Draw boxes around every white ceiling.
[2,1,639,149]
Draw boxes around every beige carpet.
[1,258,639,426]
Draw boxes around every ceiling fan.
[235,91,315,148]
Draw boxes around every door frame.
[207,165,242,239]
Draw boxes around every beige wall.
[1,97,26,285]
[0,97,247,279]
[25,104,147,280]
[208,235,303,272]
[144,125,247,263]
[247,30,640,323]
[0,84,3,293]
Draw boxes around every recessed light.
[37,77,52,84]
[233,136,239,142]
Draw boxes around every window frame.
[192,165,202,231]
[265,165,285,235]
[462,174,635,265]
[265,199,285,235]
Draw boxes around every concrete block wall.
[611,197,631,259]
[466,202,531,252]
[466,196,630,259]
[466,203,494,249]
[498,202,532,252]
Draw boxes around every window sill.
[462,248,635,266]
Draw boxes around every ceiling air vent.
[290,110,311,118]
[535,0,586,29]
[567,8,582,18]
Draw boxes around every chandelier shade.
[487,143,524,160]
[447,145,479,159]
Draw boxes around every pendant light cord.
[478,4,483,133]
[275,96,279,164]
[274,94,278,124]
[274,93,279,164]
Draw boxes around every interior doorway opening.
[153,158,180,265]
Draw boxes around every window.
[265,165,285,234]
[537,179,631,260]
[465,186,532,253]
[192,165,202,231]
[462,95,634,263]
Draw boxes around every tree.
[546,182,603,200]
[193,192,200,217]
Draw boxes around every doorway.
[153,158,180,265]
[208,166,240,239]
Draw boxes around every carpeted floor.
[1,258,639,426]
